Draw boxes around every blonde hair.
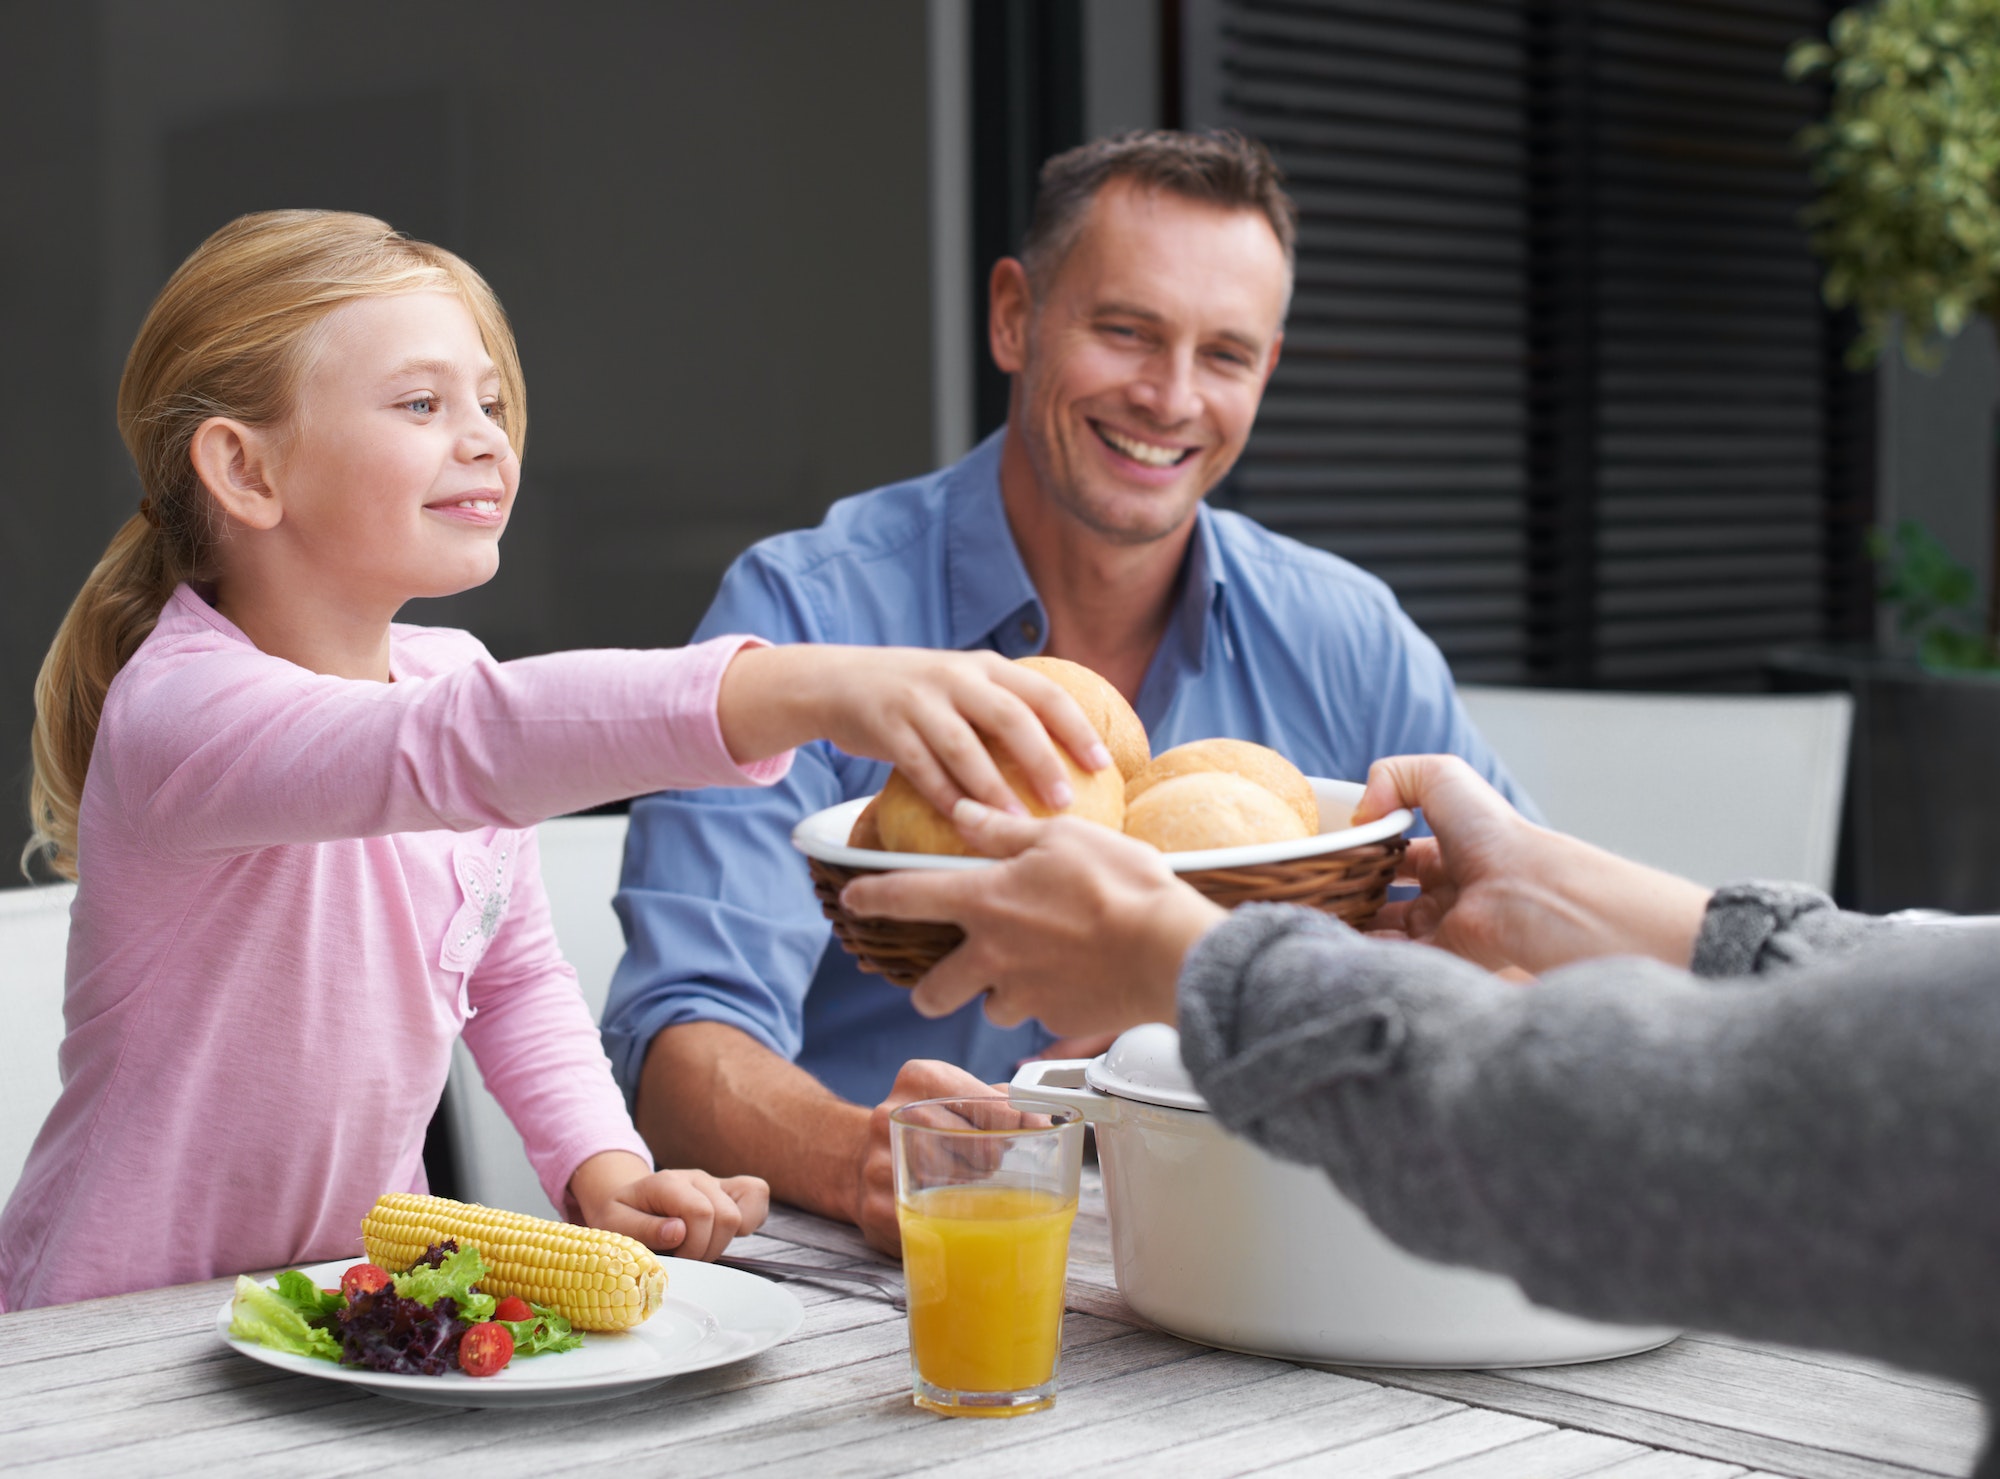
[24,210,527,880]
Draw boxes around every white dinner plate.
[216,1258,804,1407]
[793,776,1413,874]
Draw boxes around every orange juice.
[898,1183,1077,1401]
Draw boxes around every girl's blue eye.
[483,400,506,421]
[406,397,435,415]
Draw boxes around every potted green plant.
[1773,517,2000,912]
[1775,1,2000,912]
[1788,0,2000,367]
[1871,518,2000,670]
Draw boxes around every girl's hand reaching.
[717,645,1113,818]
[569,1150,770,1261]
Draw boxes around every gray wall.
[1,0,936,878]
[1875,319,2000,644]
[1084,0,1162,140]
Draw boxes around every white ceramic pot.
[1011,1023,1675,1369]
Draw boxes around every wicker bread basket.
[793,777,1411,990]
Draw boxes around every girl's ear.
[189,417,283,531]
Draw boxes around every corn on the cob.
[361,1192,667,1332]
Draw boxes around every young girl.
[0,210,1108,1311]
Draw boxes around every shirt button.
[1021,620,1040,643]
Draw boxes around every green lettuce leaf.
[227,1275,342,1362]
[393,1242,496,1323]
[501,1302,584,1358]
[273,1268,346,1320]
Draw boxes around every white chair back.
[1457,687,1853,891]
[443,815,629,1214]
[0,884,75,1206]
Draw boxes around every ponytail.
[24,515,190,879]
[20,209,527,881]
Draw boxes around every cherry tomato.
[339,1263,392,1300]
[492,1295,533,1323]
[458,1321,514,1378]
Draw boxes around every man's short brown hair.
[1019,129,1298,294]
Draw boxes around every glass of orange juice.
[891,1095,1085,1417]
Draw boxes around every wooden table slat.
[1407,1426,1652,1478]
[1475,1335,1981,1468]
[1588,1457,1757,1479]
[909,1367,1438,1479]
[724,1341,1300,1478]
[1340,1367,1966,1479]
[1249,1406,1554,1477]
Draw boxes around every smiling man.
[599,131,1533,1253]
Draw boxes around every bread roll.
[1126,738,1318,833]
[1016,654,1151,781]
[873,746,1125,856]
[1123,772,1309,852]
[847,792,884,849]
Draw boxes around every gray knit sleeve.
[1690,880,1889,978]
[1177,902,2000,1409]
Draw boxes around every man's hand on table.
[636,1023,1005,1259]
[855,1057,998,1255]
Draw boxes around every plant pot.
[1770,648,2000,914]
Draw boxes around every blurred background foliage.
[1790,0,2000,366]
[1869,518,2000,668]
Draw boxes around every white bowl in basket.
[791,776,1413,871]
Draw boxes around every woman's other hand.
[838,802,1225,1034]
[718,645,1111,819]
[1358,754,1711,973]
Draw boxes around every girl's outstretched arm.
[107,599,782,859]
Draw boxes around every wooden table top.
[0,1172,1984,1478]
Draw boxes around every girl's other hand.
[569,1150,770,1260]
[718,645,1112,818]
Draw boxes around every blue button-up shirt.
[602,432,1532,1108]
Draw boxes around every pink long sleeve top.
[0,585,789,1310]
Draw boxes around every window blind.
[1182,0,1873,688]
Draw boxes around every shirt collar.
[943,427,1229,671]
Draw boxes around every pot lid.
[1084,1022,1210,1113]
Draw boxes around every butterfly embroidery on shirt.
[440,834,516,993]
